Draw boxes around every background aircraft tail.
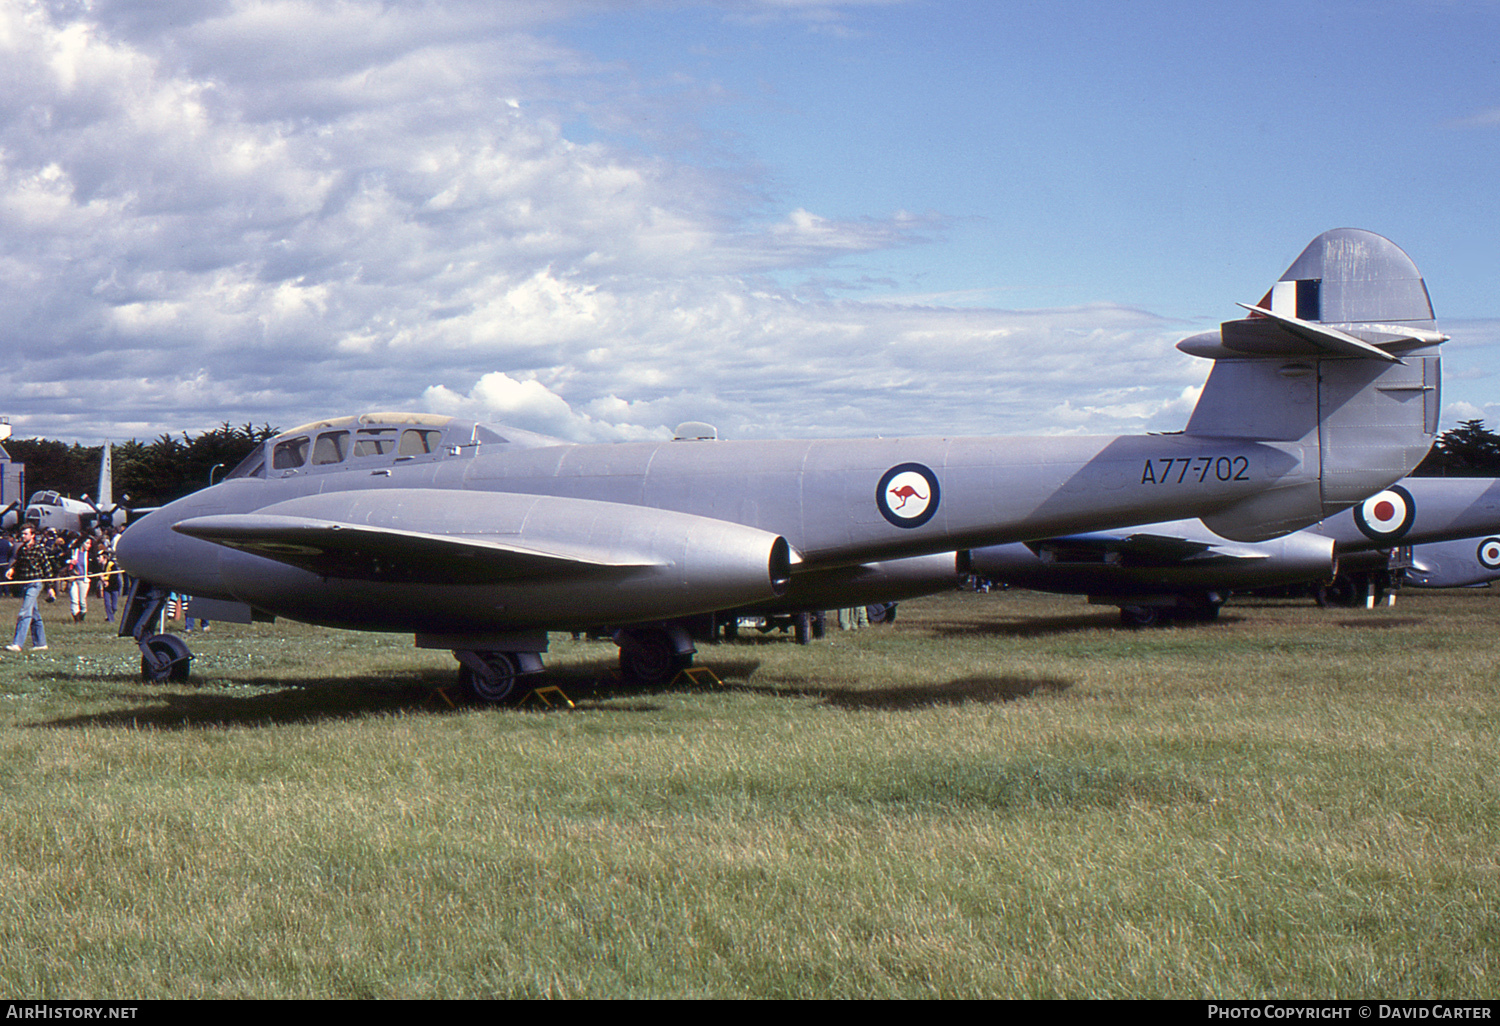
[1178,229,1444,540]
[97,441,112,511]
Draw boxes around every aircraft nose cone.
[113,513,166,579]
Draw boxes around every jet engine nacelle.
[169,489,794,633]
[734,551,965,614]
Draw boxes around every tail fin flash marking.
[1267,279,1321,321]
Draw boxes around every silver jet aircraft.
[968,475,1500,622]
[1404,533,1500,590]
[115,229,1445,700]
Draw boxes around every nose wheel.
[141,633,193,682]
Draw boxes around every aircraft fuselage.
[120,424,1308,633]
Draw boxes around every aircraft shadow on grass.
[918,611,1246,639]
[1333,617,1424,630]
[29,655,767,728]
[743,674,1071,711]
[29,653,1069,727]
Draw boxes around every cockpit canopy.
[224,413,531,481]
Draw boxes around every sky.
[2,0,1497,447]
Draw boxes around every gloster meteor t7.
[116,229,1446,700]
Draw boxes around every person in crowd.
[5,523,58,653]
[68,533,93,622]
[98,529,121,624]
[0,530,13,598]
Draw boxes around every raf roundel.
[877,463,940,529]
[1352,485,1416,542]
[1478,537,1500,571]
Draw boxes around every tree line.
[3,423,280,512]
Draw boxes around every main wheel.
[140,633,192,682]
[618,629,690,687]
[1318,576,1359,608]
[457,651,521,704]
[1178,594,1223,623]
[1119,605,1164,629]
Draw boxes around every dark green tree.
[115,423,279,507]
[1412,419,1500,477]
[3,439,102,500]
[4,422,279,512]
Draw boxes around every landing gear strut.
[119,579,193,682]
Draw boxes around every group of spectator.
[2,523,124,653]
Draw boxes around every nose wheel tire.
[140,633,193,682]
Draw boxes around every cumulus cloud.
[0,0,1210,447]
[422,372,669,442]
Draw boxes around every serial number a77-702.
[1141,455,1250,485]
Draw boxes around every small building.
[0,418,25,528]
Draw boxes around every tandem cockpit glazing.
[224,413,517,480]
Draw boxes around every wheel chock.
[673,666,724,687]
[524,686,575,709]
[425,686,459,709]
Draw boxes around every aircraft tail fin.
[1179,228,1446,364]
[1178,229,1444,540]
[97,441,112,512]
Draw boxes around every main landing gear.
[1314,570,1396,609]
[453,649,545,704]
[1116,592,1224,629]
[613,625,695,687]
[447,624,695,705]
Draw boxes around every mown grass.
[0,588,1495,998]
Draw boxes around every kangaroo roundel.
[877,463,940,528]
[1353,485,1416,541]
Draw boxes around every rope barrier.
[3,569,120,587]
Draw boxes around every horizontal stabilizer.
[174,514,657,585]
[1233,303,1403,361]
[1178,228,1448,362]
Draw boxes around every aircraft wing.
[174,514,659,585]
[1029,528,1270,567]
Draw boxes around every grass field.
[0,586,1495,998]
